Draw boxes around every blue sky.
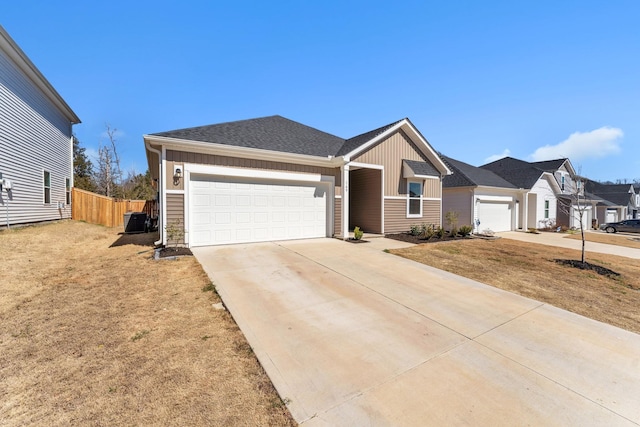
[4,1,639,182]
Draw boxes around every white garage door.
[477,201,512,232]
[189,174,329,246]
[606,209,617,223]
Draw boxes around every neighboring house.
[144,115,451,247]
[0,26,80,227]
[442,156,525,232]
[584,181,637,224]
[480,157,564,230]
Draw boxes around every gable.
[352,129,432,167]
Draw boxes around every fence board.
[72,188,151,228]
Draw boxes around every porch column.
[341,164,350,239]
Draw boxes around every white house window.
[407,180,423,218]
[544,200,550,219]
[65,178,71,205]
[561,175,565,191]
[44,171,51,204]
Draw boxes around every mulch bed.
[554,259,620,278]
[346,238,370,243]
[385,233,472,244]
[158,247,193,258]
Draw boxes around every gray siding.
[0,47,73,226]
[442,188,474,228]
[384,198,441,233]
[166,193,185,245]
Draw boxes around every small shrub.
[458,225,473,236]
[353,226,364,240]
[445,210,459,231]
[420,223,428,236]
[449,226,458,237]
[421,224,434,240]
[409,224,421,236]
[435,226,446,239]
[165,219,185,247]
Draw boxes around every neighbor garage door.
[477,201,512,232]
[189,174,329,246]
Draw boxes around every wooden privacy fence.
[72,188,151,228]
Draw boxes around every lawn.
[563,230,640,249]
[0,221,295,426]
[389,238,640,334]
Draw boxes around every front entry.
[348,168,382,233]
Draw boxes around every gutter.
[145,141,163,246]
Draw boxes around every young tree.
[557,176,590,264]
[72,135,96,191]
[93,124,124,197]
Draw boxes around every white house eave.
[0,26,80,124]
[344,119,452,176]
[541,172,563,194]
[475,185,528,194]
[143,135,346,168]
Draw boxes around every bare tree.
[93,124,124,197]
[557,175,591,264]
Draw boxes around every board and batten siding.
[384,199,441,233]
[334,197,341,237]
[352,130,441,198]
[0,44,74,226]
[166,193,185,244]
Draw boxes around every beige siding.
[334,197,341,236]
[349,168,382,233]
[442,188,473,227]
[166,193,185,245]
[167,149,341,193]
[384,198,441,233]
[352,130,440,197]
[166,160,184,191]
[424,178,441,198]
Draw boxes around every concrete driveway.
[193,238,640,426]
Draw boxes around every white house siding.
[442,188,473,228]
[529,179,556,228]
[0,43,74,226]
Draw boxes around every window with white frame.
[561,175,565,191]
[407,180,423,217]
[44,171,51,204]
[65,178,71,205]
[544,200,549,219]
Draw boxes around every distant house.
[442,155,525,232]
[144,115,451,247]
[0,26,80,227]
[480,157,564,230]
[584,181,637,224]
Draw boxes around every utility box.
[124,212,147,233]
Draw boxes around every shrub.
[458,225,473,236]
[409,224,421,236]
[449,226,458,237]
[445,210,459,231]
[353,226,364,240]
[165,219,185,247]
[435,226,446,239]
[423,224,435,240]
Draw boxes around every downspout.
[145,141,163,246]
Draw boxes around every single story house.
[480,157,566,230]
[0,25,80,227]
[442,156,525,233]
[584,181,636,224]
[144,115,451,247]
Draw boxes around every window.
[43,171,51,204]
[65,178,71,205]
[544,200,549,219]
[561,175,565,191]
[407,180,423,217]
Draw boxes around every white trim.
[166,189,185,194]
[347,161,384,170]
[381,168,385,233]
[335,194,342,199]
[183,171,190,245]
[185,163,326,182]
[161,146,167,246]
[342,164,350,239]
[406,179,423,218]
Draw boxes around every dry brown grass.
[563,231,640,249]
[0,221,296,427]
[390,238,640,334]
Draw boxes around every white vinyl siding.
[0,44,74,225]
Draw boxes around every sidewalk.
[497,231,640,259]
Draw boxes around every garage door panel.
[190,174,329,246]
[477,201,512,233]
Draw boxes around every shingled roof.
[151,115,346,157]
[584,180,633,206]
[480,157,546,189]
[531,158,568,172]
[442,156,517,188]
[335,119,403,156]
